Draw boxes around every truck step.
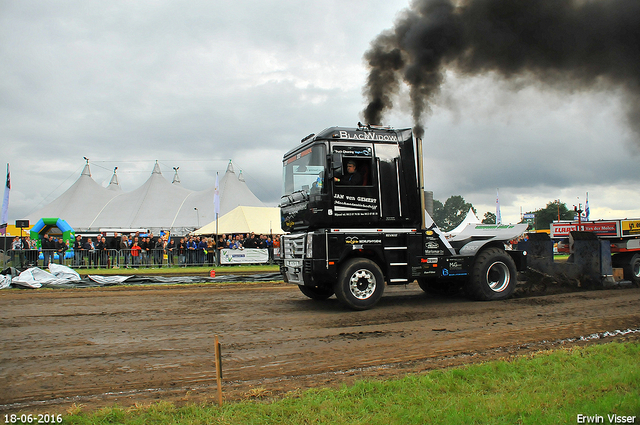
[389,278,408,283]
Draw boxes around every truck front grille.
[283,234,305,259]
[282,234,306,285]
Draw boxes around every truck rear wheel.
[298,285,334,300]
[468,247,517,301]
[334,258,385,310]
[623,254,640,286]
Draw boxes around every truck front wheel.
[334,258,385,310]
[468,247,517,301]
[298,285,334,300]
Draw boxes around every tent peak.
[152,161,162,175]
[108,167,119,186]
[225,160,235,174]
[81,163,91,177]
[172,167,181,184]
[238,170,245,182]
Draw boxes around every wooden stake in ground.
[215,334,223,406]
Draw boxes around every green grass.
[59,341,639,425]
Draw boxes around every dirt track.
[1,282,639,413]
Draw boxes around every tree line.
[433,195,574,232]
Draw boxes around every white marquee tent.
[192,206,283,236]
[25,160,266,235]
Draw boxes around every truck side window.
[335,159,371,186]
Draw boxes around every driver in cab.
[334,160,362,186]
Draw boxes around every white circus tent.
[25,160,267,236]
[25,162,120,230]
[192,206,283,236]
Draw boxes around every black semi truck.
[278,125,528,310]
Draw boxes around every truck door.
[375,144,401,221]
[331,144,378,222]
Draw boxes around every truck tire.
[467,247,517,301]
[334,258,385,310]
[623,254,640,286]
[298,285,334,300]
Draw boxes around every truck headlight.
[306,233,313,258]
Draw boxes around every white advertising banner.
[220,248,269,264]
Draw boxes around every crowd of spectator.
[6,231,280,269]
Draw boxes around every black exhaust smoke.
[363,0,640,140]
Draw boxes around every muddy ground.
[1,281,639,414]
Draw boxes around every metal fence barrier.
[3,248,223,269]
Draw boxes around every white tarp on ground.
[192,206,283,236]
[11,264,82,288]
[87,275,133,285]
[1,270,283,289]
[0,275,10,289]
[48,263,81,281]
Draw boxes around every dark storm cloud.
[363,0,640,140]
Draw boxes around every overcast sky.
[2,0,638,225]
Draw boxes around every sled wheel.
[298,284,334,300]
[468,247,517,301]
[623,254,640,287]
[334,258,385,310]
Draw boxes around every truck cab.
[280,126,421,232]
[279,125,528,310]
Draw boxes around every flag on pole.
[213,172,220,217]
[495,188,502,224]
[584,192,590,221]
[1,164,9,234]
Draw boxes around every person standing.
[130,240,141,268]
[178,237,186,267]
[41,233,52,267]
[73,235,83,267]
[11,236,21,267]
[26,237,36,266]
[187,236,197,266]
[154,237,165,267]
[109,233,120,268]
[197,237,207,266]
[140,237,149,267]
[119,235,130,268]
[206,238,216,266]
[56,238,68,265]
[95,236,105,268]
[166,237,175,267]
[83,238,96,268]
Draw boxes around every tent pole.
[215,213,219,266]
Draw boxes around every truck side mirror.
[329,153,343,178]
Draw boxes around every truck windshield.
[283,144,326,196]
